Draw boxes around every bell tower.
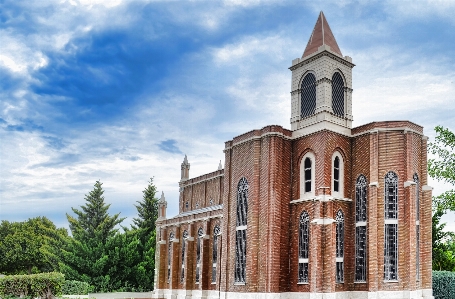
[289,11,355,137]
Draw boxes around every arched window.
[298,211,310,283]
[355,175,367,282]
[168,232,175,283]
[332,152,344,197]
[332,72,344,117]
[195,228,203,283]
[212,225,221,283]
[300,73,316,118]
[300,152,315,198]
[384,171,398,281]
[235,177,248,283]
[336,210,344,283]
[414,173,420,280]
[181,230,188,282]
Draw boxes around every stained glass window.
[235,177,248,283]
[384,171,398,281]
[212,226,220,283]
[414,173,420,280]
[298,211,310,283]
[195,228,203,283]
[336,210,344,283]
[355,175,367,282]
[168,232,174,283]
[181,230,188,282]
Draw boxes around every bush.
[0,272,64,299]
[62,280,93,295]
[433,271,455,299]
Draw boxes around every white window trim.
[331,151,344,198]
[300,152,315,199]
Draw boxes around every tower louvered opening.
[300,73,316,118]
[332,72,345,117]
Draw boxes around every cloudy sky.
[1,0,455,232]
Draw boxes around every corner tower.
[289,11,355,137]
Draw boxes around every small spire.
[302,11,342,59]
[159,191,166,203]
[181,154,190,180]
[218,160,223,170]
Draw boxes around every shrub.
[433,271,455,299]
[0,272,64,299]
[62,280,94,295]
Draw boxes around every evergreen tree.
[132,177,159,236]
[67,180,124,244]
[62,180,125,291]
[131,178,159,290]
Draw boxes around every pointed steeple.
[302,11,342,59]
[181,154,190,181]
[157,191,167,220]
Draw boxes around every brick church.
[152,12,433,299]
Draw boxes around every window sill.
[384,280,399,283]
[211,282,217,285]
[234,282,246,286]
[354,281,367,284]
[297,282,309,285]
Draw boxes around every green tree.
[0,217,68,274]
[131,178,159,291]
[432,206,455,271]
[61,180,125,291]
[429,126,455,271]
[429,125,455,210]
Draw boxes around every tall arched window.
[235,178,248,283]
[355,175,367,282]
[212,225,221,283]
[181,230,188,282]
[195,228,203,283]
[414,173,420,280]
[384,171,398,281]
[332,152,344,197]
[298,211,310,283]
[336,210,344,283]
[168,232,175,283]
[332,72,344,117]
[300,73,316,118]
[300,152,315,199]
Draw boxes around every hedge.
[433,271,455,299]
[62,280,93,295]
[0,272,64,299]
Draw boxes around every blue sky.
[1,0,455,231]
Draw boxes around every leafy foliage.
[0,217,68,275]
[433,271,455,299]
[0,272,64,299]
[432,207,455,271]
[62,280,94,295]
[429,125,455,210]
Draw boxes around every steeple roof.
[302,11,342,59]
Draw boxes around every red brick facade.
[153,12,432,299]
